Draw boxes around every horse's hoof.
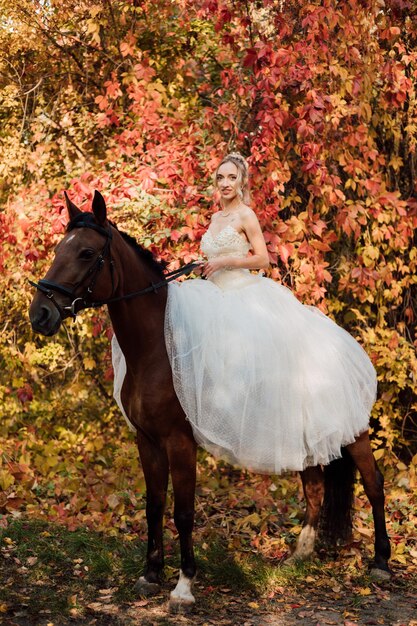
[282,526,316,567]
[169,572,196,613]
[282,553,305,567]
[169,592,195,614]
[134,576,161,597]
[370,567,391,581]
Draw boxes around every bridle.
[28,219,200,320]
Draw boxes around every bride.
[115,153,377,474]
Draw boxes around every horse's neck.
[108,242,167,366]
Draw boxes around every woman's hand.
[202,256,231,279]
[192,262,204,276]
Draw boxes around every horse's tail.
[319,447,357,545]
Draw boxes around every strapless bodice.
[200,225,257,290]
[200,224,251,259]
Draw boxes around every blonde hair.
[214,152,250,205]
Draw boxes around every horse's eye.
[79,249,95,260]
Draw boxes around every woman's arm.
[203,209,269,279]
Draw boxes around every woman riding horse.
[29,175,391,610]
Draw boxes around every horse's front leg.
[285,466,324,564]
[166,431,197,612]
[134,435,169,596]
[346,431,391,579]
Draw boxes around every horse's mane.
[66,212,167,278]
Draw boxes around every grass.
[1,517,416,625]
[0,517,318,622]
[0,519,142,615]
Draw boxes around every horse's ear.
[92,190,107,226]
[64,191,81,220]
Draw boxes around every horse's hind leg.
[346,431,391,578]
[134,436,169,596]
[285,466,324,564]
[166,432,197,612]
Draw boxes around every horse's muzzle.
[29,299,62,336]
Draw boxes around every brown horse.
[29,191,391,610]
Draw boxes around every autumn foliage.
[0,0,416,564]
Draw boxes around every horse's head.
[29,190,116,336]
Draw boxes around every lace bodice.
[200,224,257,290]
[200,224,251,259]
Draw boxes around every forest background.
[0,0,416,624]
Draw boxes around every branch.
[22,77,43,96]
[19,79,43,139]
[38,112,93,162]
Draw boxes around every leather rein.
[28,220,200,320]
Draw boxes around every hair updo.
[214,152,250,205]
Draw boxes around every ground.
[1,451,416,626]
[0,516,416,626]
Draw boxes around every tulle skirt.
[162,271,376,474]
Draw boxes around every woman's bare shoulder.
[240,205,259,224]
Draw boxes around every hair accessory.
[225,152,248,173]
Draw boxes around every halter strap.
[29,279,75,299]
[68,220,113,239]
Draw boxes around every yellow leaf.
[359,587,371,596]
[114,502,125,516]
[373,448,384,460]
[236,512,261,529]
[393,553,407,564]
[388,155,403,171]
[83,357,96,370]
[0,470,15,490]
[248,602,259,609]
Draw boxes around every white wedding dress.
[113,224,377,474]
